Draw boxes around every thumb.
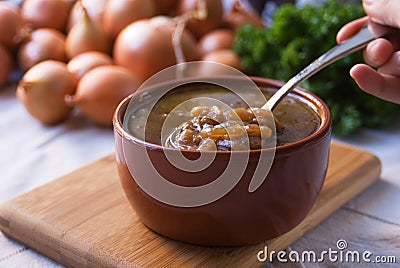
[363,0,400,28]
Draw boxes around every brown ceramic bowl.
[113,76,332,246]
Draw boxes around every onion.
[114,17,198,82]
[0,2,22,51]
[201,49,242,71]
[17,28,66,71]
[153,0,178,14]
[103,0,157,39]
[0,44,12,87]
[66,65,140,126]
[67,0,108,31]
[65,4,111,59]
[20,0,69,31]
[223,1,264,30]
[67,51,113,80]
[177,0,223,38]
[63,0,77,10]
[16,60,78,125]
[197,29,234,56]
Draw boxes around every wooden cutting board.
[0,141,381,268]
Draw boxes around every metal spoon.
[262,21,390,111]
[166,22,390,148]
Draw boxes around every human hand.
[336,0,400,104]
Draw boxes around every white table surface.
[0,81,399,267]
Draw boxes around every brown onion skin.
[177,0,223,39]
[63,0,77,10]
[223,9,264,31]
[114,18,199,82]
[17,28,66,71]
[153,0,178,14]
[69,65,140,127]
[197,29,234,56]
[201,49,243,71]
[67,0,108,31]
[0,44,12,88]
[65,7,111,59]
[21,0,69,31]
[16,60,78,125]
[103,0,157,40]
[0,2,22,51]
[67,51,113,80]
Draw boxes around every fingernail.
[366,41,378,63]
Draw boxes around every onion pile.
[201,49,242,71]
[16,60,77,124]
[198,29,235,56]
[153,0,178,14]
[66,65,140,126]
[177,0,224,39]
[223,0,264,30]
[20,0,69,31]
[67,51,113,80]
[17,28,66,70]
[65,4,111,59]
[0,2,22,51]
[0,44,13,87]
[103,0,157,40]
[114,16,198,82]
[1,0,264,127]
[67,0,108,31]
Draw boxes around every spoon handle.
[262,22,386,111]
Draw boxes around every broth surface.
[125,85,320,148]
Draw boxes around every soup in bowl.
[113,76,331,246]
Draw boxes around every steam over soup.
[125,84,320,150]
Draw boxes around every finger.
[378,51,400,76]
[350,64,400,104]
[363,0,400,29]
[337,17,369,44]
[363,38,394,67]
